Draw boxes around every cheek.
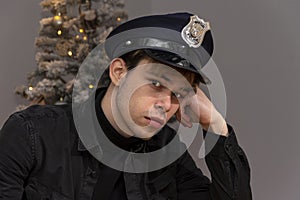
[128,90,151,115]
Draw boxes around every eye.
[172,92,183,99]
[151,80,161,87]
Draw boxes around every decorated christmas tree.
[15,0,127,107]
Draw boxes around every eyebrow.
[161,74,172,83]
[147,71,193,94]
[147,71,172,83]
[160,74,194,94]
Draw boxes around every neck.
[101,85,132,138]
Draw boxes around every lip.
[145,116,165,128]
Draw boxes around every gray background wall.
[1,0,300,199]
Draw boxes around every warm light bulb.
[67,51,73,56]
[54,15,62,21]
[117,17,121,22]
[75,35,80,40]
[88,84,94,89]
[57,30,62,35]
[83,36,88,41]
[28,86,33,91]
[79,28,84,33]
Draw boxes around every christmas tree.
[15,0,127,107]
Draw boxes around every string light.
[117,17,121,22]
[60,97,64,101]
[67,50,73,57]
[88,84,94,89]
[75,35,80,40]
[57,30,62,35]
[79,28,84,33]
[83,36,88,41]
[28,86,33,91]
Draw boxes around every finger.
[180,107,193,127]
[176,95,196,127]
[175,105,191,127]
[181,111,191,123]
[180,116,193,128]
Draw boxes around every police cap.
[105,12,214,84]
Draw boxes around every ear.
[109,58,128,86]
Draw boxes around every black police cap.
[105,12,214,84]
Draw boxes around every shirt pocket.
[24,180,72,200]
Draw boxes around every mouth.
[144,116,165,128]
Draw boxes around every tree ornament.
[52,13,64,27]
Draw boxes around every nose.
[155,92,172,112]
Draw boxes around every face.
[110,59,194,139]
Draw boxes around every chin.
[128,118,164,139]
[132,127,161,140]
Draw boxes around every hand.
[175,86,229,136]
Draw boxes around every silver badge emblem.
[181,15,211,48]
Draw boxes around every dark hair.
[98,49,202,89]
[120,50,151,70]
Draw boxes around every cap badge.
[181,15,211,48]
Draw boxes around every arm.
[176,86,252,199]
[176,151,211,200]
[0,114,34,199]
[204,125,252,199]
[175,127,251,200]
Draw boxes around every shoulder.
[1,104,67,133]
[2,104,74,141]
[12,104,72,122]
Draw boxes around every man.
[0,12,252,199]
